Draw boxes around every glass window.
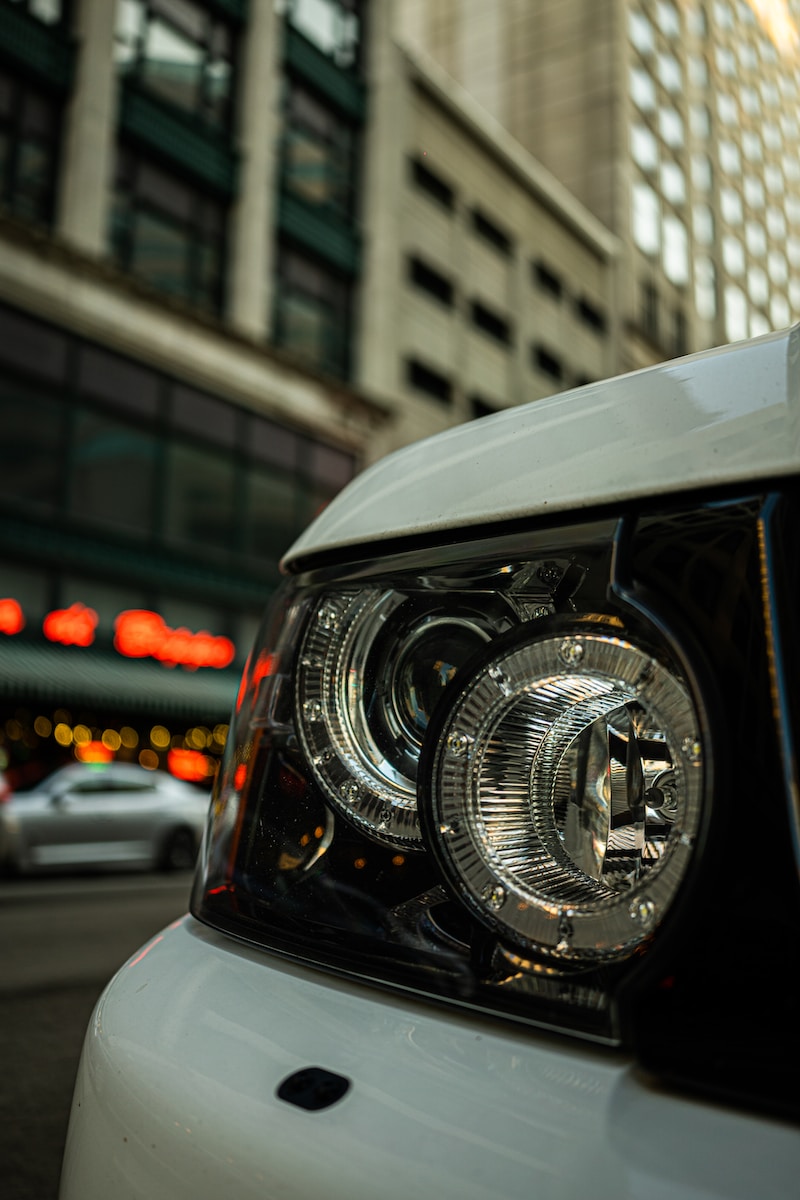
[10,0,65,24]
[713,2,733,30]
[663,215,689,285]
[747,266,769,307]
[628,10,655,52]
[656,1,680,36]
[660,160,685,204]
[765,164,784,194]
[690,103,711,139]
[695,256,717,320]
[788,237,800,268]
[744,176,765,209]
[282,80,358,219]
[767,207,787,239]
[273,245,351,379]
[763,122,782,152]
[629,67,656,111]
[693,205,715,245]
[691,154,712,191]
[171,385,238,446]
[784,156,800,184]
[768,250,788,286]
[659,107,683,148]
[745,221,767,257]
[631,125,658,171]
[0,379,66,511]
[719,140,741,174]
[69,410,158,537]
[0,304,67,383]
[0,69,59,225]
[742,131,762,162]
[741,87,760,117]
[724,285,749,342]
[658,53,682,91]
[632,181,661,255]
[285,0,362,70]
[110,148,226,313]
[771,294,791,328]
[723,235,745,276]
[164,441,236,550]
[738,43,757,70]
[717,94,737,125]
[787,197,800,225]
[720,187,743,224]
[114,0,236,130]
[761,81,779,107]
[688,55,708,88]
[78,346,161,417]
[715,47,736,76]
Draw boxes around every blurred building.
[0,0,618,784]
[397,0,800,370]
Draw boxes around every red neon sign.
[0,598,25,636]
[168,747,213,782]
[114,610,235,670]
[43,603,98,647]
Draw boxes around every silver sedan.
[0,762,210,875]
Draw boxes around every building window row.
[532,260,608,335]
[0,305,355,566]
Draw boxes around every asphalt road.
[0,872,194,1200]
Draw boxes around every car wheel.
[160,827,197,872]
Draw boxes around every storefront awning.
[0,639,240,719]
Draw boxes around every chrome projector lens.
[425,626,705,965]
[296,588,511,848]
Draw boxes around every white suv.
[60,327,800,1199]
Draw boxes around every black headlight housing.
[192,490,800,1122]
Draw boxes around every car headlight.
[192,495,800,1121]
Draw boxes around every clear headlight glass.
[423,626,704,966]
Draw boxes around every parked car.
[60,327,800,1199]
[1,761,208,875]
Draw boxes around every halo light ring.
[422,621,708,964]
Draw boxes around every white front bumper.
[60,916,799,1200]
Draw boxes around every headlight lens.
[423,626,704,966]
[295,588,516,848]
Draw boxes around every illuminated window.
[724,285,749,342]
[662,215,689,286]
[720,187,743,225]
[771,294,791,328]
[629,66,656,111]
[765,164,784,195]
[744,176,765,209]
[632,181,661,255]
[658,53,681,91]
[719,141,741,174]
[742,131,762,162]
[690,103,710,139]
[723,235,745,276]
[631,125,658,171]
[693,205,714,245]
[717,94,737,125]
[768,251,788,286]
[656,1,680,37]
[691,154,712,192]
[747,266,769,307]
[628,10,655,53]
[767,207,787,239]
[745,221,767,257]
[114,0,237,130]
[660,160,685,205]
[659,107,683,148]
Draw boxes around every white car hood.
[284,325,800,568]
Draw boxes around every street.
[0,872,194,1200]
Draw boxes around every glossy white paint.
[60,917,799,1200]
[285,326,800,567]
